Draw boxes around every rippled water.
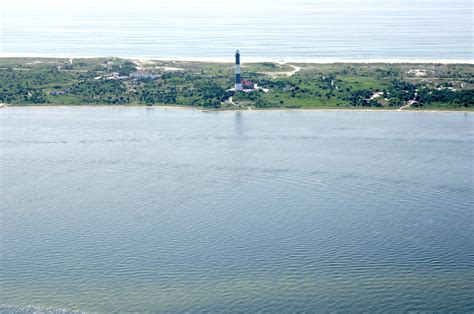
[1,0,473,61]
[1,107,473,312]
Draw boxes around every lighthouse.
[235,50,242,91]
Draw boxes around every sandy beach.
[1,53,473,65]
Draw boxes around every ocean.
[1,107,473,312]
[1,0,473,61]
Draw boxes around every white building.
[130,70,158,80]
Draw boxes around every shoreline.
[0,54,473,65]
[2,104,471,113]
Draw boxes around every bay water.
[1,107,473,312]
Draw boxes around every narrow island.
[0,56,472,110]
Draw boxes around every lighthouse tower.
[235,50,243,91]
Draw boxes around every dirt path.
[398,100,417,110]
[226,96,239,107]
[285,64,301,76]
[258,63,302,78]
[398,104,411,110]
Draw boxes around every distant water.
[1,107,473,312]
[0,0,473,61]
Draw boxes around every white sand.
[1,52,472,65]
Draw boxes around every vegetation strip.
[1,58,472,110]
